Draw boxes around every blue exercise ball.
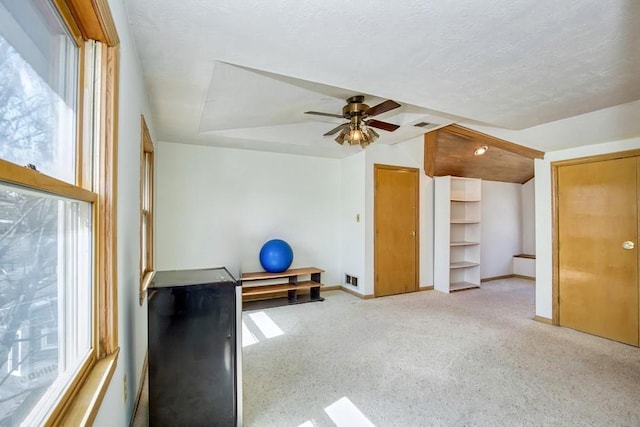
[259,239,293,273]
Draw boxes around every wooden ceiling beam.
[424,132,437,177]
[423,124,541,183]
[442,124,545,159]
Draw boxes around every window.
[0,1,78,183]
[0,0,119,425]
[139,115,154,304]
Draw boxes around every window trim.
[55,7,120,425]
[0,159,97,203]
[0,0,120,425]
[53,0,119,46]
[139,115,154,305]
[95,41,119,358]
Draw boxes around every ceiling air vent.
[414,122,438,130]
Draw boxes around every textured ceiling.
[125,0,640,157]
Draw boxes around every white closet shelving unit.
[434,176,482,293]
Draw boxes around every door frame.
[551,148,640,325]
[373,163,420,297]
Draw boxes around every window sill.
[52,348,120,426]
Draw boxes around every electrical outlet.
[352,276,358,287]
[123,374,127,402]
[345,274,352,284]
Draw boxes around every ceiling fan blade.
[305,111,344,119]
[324,123,348,136]
[365,100,401,117]
[367,119,400,132]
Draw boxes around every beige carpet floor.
[242,279,639,426]
[134,278,640,426]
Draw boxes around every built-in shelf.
[435,176,482,294]
[450,281,481,292]
[450,241,480,247]
[451,198,481,202]
[450,261,480,269]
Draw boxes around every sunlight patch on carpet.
[324,396,375,427]
[242,320,259,347]
[248,311,284,339]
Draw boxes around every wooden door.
[557,156,639,346]
[374,165,419,297]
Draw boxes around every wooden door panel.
[558,157,639,345]
[374,165,418,297]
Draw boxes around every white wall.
[534,136,640,319]
[521,178,535,255]
[95,0,154,425]
[155,135,432,300]
[155,142,342,285]
[480,181,522,279]
[340,151,366,292]
[363,136,434,295]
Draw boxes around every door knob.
[622,241,635,250]
[410,231,416,237]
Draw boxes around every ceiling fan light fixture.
[349,125,364,144]
[349,131,363,145]
[335,116,379,148]
[315,95,400,148]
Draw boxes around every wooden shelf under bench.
[241,267,325,305]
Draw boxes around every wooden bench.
[241,267,325,304]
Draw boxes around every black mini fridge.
[148,267,242,426]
